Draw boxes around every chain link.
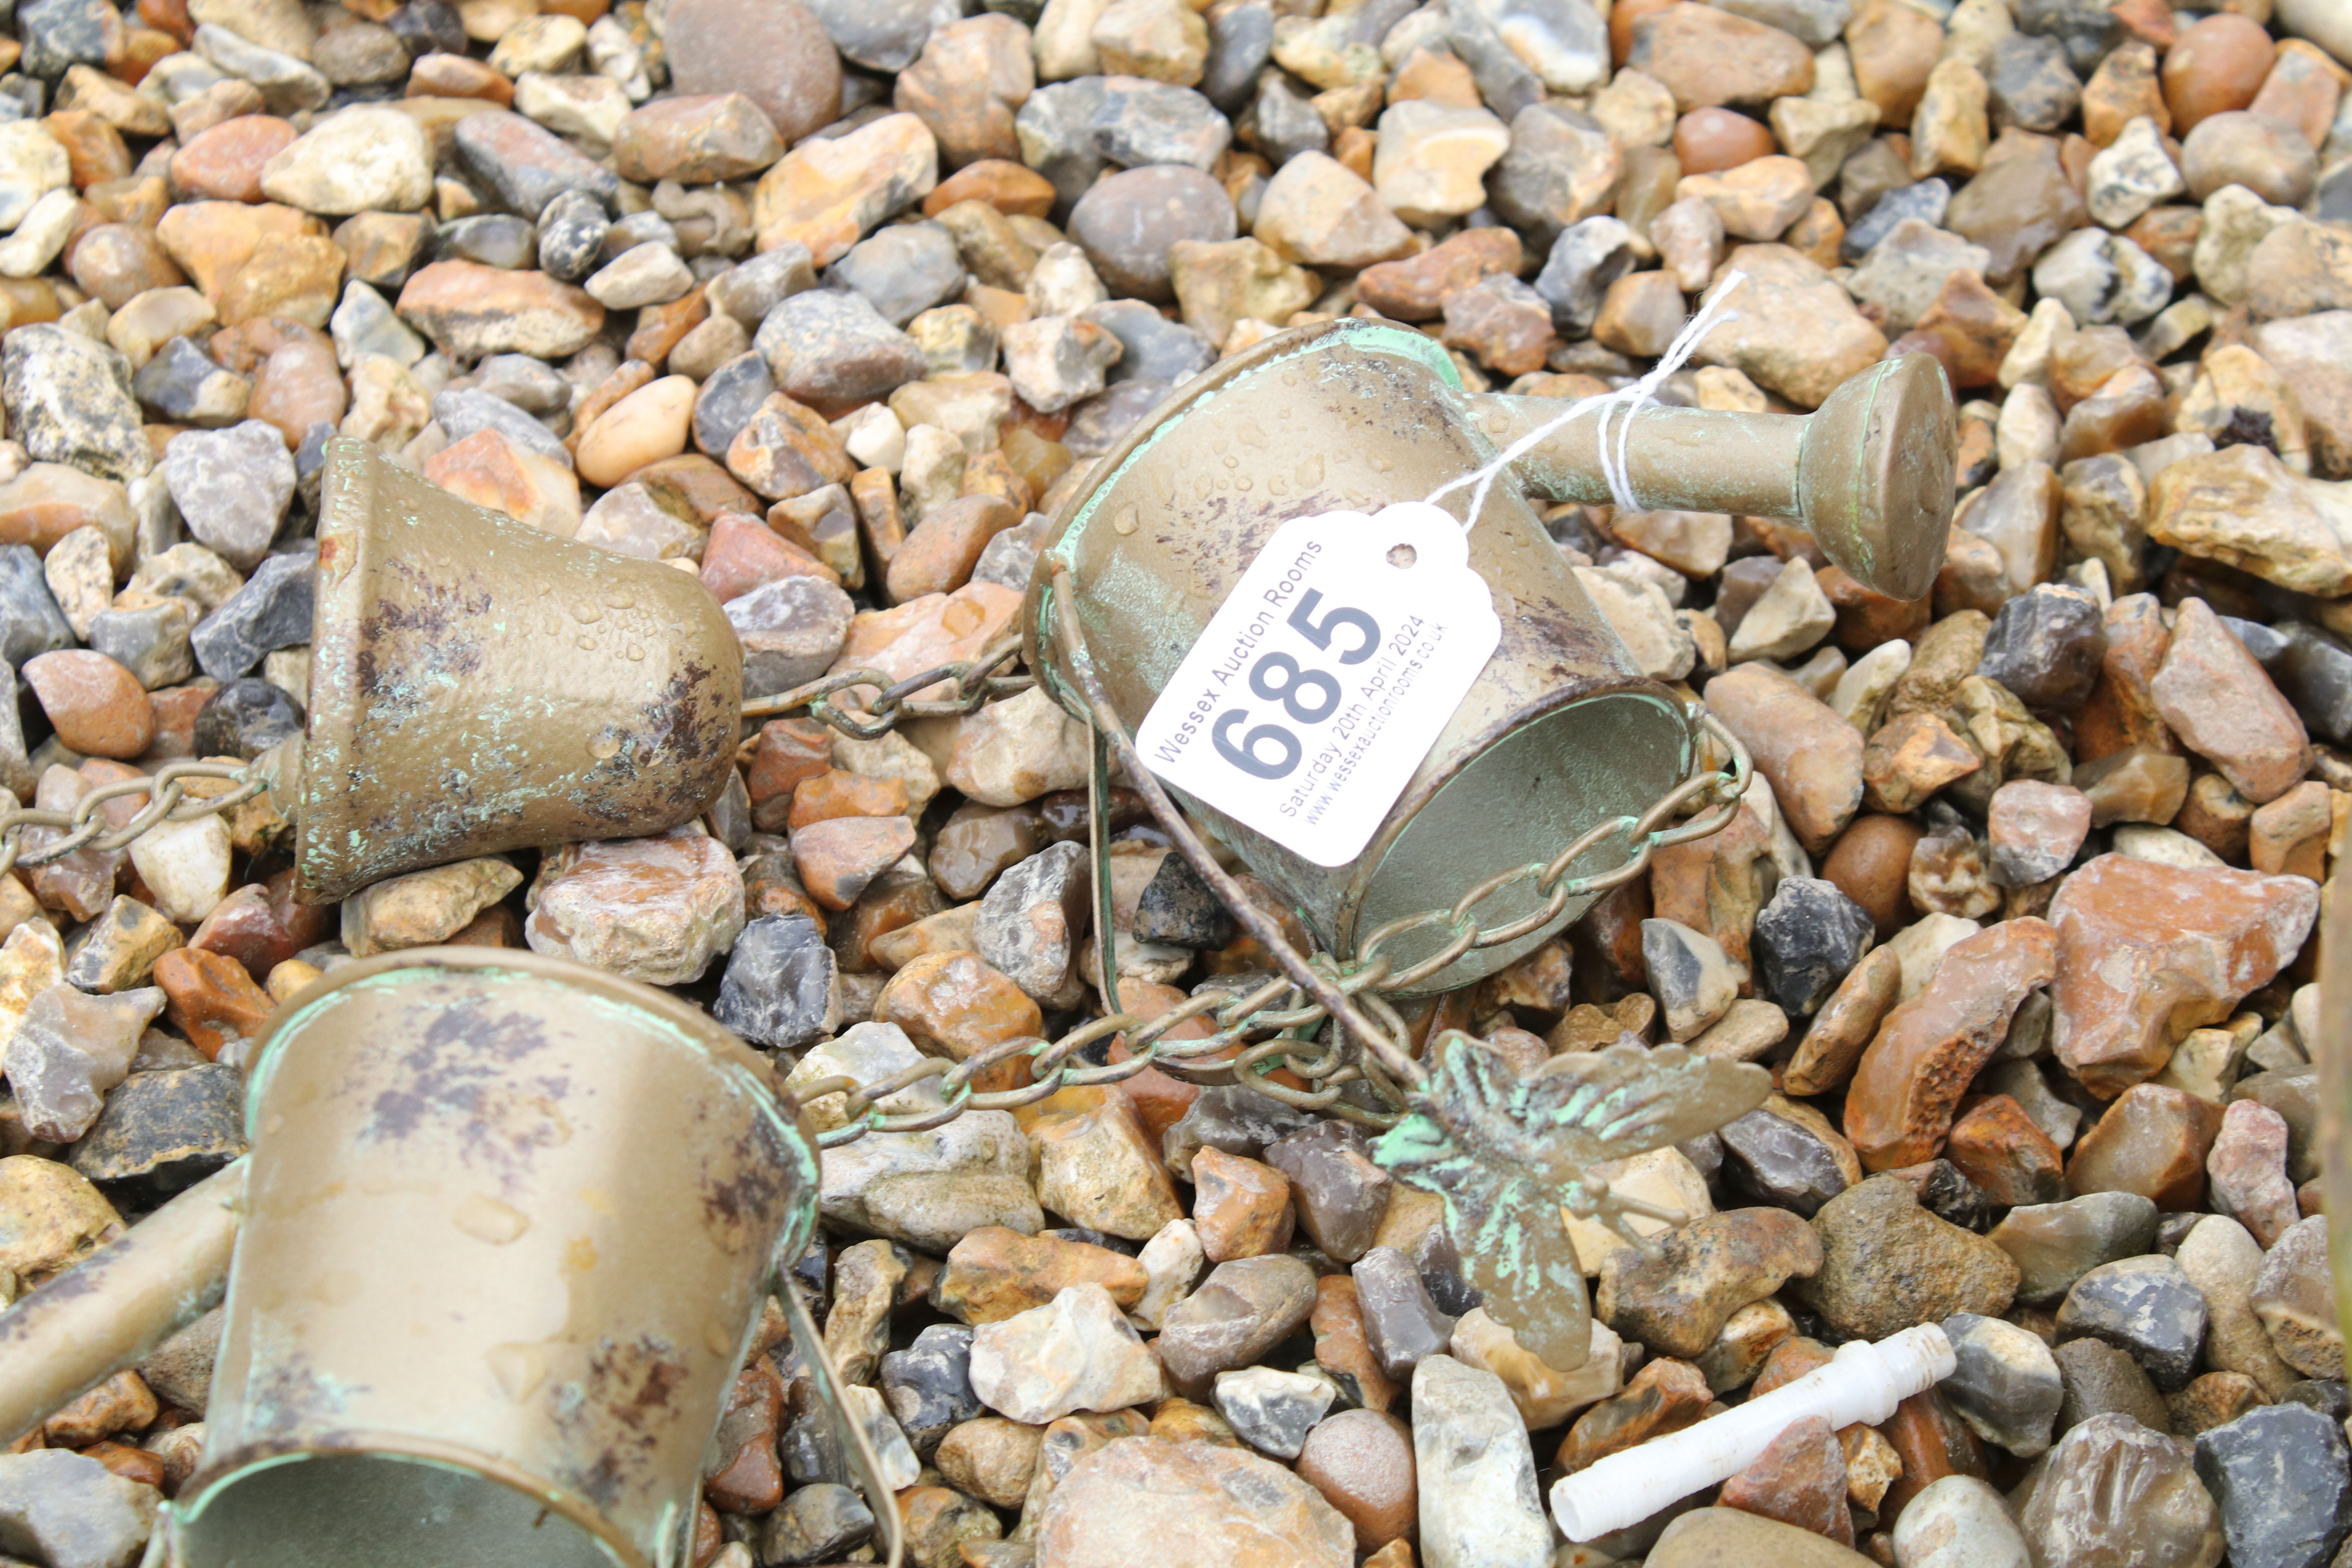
[736,633,1032,742]
[765,635,1752,1151]
[0,760,265,878]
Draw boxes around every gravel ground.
[0,0,2346,1563]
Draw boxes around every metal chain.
[0,760,265,878]
[0,634,1743,1146]
[736,634,1033,742]
[0,618,1744,1146]
[763,626,1752,1151]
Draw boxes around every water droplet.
[571,601,602,624]
[1295,454,1324,488]
[624,643,645,661]
[452,1192,530,1245]
[589,728,623,760]
[487,1343,546,1403]
[1222,454,1239,469]
[576,635,597,651]
[1114,505,1139,535]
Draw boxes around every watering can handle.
[778,1274,906,1568]
[0,1157,248,1446]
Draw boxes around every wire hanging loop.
[1047,564,1433,1096]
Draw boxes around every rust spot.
[0,1254,109,1347]
[358,993,572,1191]
[241,1354,364,1439]
[354,559,493,730]
[559,1334,689,1507]
[699,1116,792,1254]
[577,657,731,826]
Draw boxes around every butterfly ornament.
[1374,1033,1773,1372]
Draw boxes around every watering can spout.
[0,1157,247,1448]
[1463,352,1958,603]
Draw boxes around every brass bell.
[292,439,745,905]
[0,949,899,1568]
[1024,319,1956,993]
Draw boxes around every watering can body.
[173,948,815,1568]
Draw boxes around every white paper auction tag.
[1133,502,1502,868]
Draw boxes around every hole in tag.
[1388,544,1417,569]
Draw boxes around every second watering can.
[0,949,899,1568]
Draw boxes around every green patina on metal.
[1031,318,1461,715]
[298,439,742,905]
[1374,1034,1772,1373]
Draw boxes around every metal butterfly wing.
[1373,1034,1771,1372]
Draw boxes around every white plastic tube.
[1549,1323,1957,1543]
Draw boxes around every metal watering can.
[0,950,902,1568]
[1024,318,1957,992]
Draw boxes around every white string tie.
[1425,269,1749,532]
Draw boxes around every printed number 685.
[1208,592,1379,781]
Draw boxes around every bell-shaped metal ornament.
[0,950,899,1568]
[1024,318,1955,993]
[294,440,745,904]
